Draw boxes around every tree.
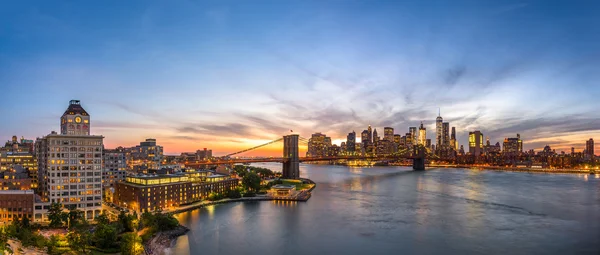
[95,213,110,225]
[67,209,84,229]
[20,216,30,230]
[118,211,136,232]
[120,232,144,255]
[227,189,242,199]
[242,171,261,192]
[47,202,66,228]
[0,227,13,255]
[46,235,59,255]
[94,223,117,249]
[68,220,91,254]
[154,213,178,232]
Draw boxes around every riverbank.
[145,225,189,255]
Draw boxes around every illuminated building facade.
[409,127,417,146]
[307,133,332,157]
[180,148,213,162]
[0,152,37,190]
[450,127,457,150]
[384,127,394,142]
[125,139,164,171]
[35,100,104,221]
[585,138,594,158]
[114,170,238,212]
[469,131,484,157]
[0,190,34,222]
[103,147,127,187]
[503,134,523,155]
[436,113,443,150]
[418,122,426,146]
[346,131,356,153]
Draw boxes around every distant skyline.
[1,0,599,155]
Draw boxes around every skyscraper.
[384,127,394,141]
[469,131,484,157]
[418,122,426,145]
[373,129,379,143]
[307,133,332,157]
[503,134,523,155]
[368,125,372,144]
[361,130,369,151]
[450,127,457,150]
[346,131,356,153]
[436,110,443,149]
[36,100,104,220]
[586,138,594,157]
[442,122,450,146]
[409,127,417,146]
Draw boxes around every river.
[170,164,600,254]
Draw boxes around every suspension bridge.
[185,134,428,179]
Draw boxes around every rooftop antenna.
[438,108,441,117]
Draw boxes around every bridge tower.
[413,145,426,171]
[282,134,300,179]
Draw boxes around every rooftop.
[63,100,89,116]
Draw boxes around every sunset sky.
[1,0,599,156]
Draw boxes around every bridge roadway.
[184,155,418,167]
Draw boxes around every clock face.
[75,116,82,123]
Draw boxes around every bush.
[243,191,256,197]
[227,189,242,199]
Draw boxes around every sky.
[1,0,599,156]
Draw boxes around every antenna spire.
[438,108,441,117]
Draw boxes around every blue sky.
[1,0,599,155]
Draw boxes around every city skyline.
[1,0,600,155]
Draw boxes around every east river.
[170,164,600,255]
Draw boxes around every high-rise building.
[368,125,373,144]
[384,127,394,141]
[405,133,413,148]
[307,133,332,157]
[418,122,426,145]
[442,122,450,147]
[393,134,401,144]
[426,139,432,150]
[450,127,457,150]
[0,137,38,190]
[36,100,104,221]
[469,131,484,157]
[103,147,127,188]
[346,131,356,153]
[586,138,594,157]
[436,111,443,148]
[503,134,523,155]
[125,138,164,171]
[361,130,369,151]
[409,127,417,146]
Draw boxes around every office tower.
[346,131,356,153]
[36,100,104,220]
[469,131,484,157]
[373,129,379,144]
[436,111,443,148]
[442,122,450,146]
[426,139,432,150]
[405,133,413,148]
[450,127,457,150]
[393,134,401,144]
[384,127,394,141]
[586,138,594,157]
[307,133,332,157]
[361,130,369,151]
[409,127,417,146]
[418,122,426,145]
[103,147,127,188]
[368,125,373,144]
[503,134,523,155]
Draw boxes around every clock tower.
[60,100,91,135]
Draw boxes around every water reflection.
[173,165,600,255]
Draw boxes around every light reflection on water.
[172,164,600,255]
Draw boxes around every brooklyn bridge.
[184,135,429,179]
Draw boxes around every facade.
[503,134,523,155]
[180,148,213,162]
[409,127,417,146]
[436,113,443,148]
[0,190,34,222]
[360,130,369,152]
[103,147,127,187]
[307,133,332,157]
[442,122,450,147]
[418,122,426,146]
[450,127,457,150]
[383,127,394,142]
[585,138,594,158]
[346,132,356,153]
[35,100,103,220]
[367,125,372,144]
[0,152,38,190]
[469,131,484,157]
[125,139,164,171]
[114,170,238,213]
